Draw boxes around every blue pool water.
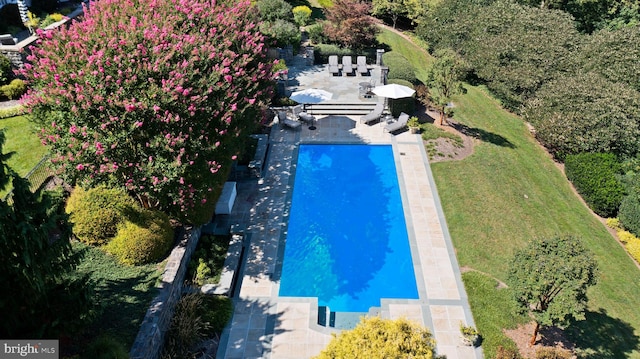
[279,144,419,312]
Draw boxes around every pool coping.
[217,116,483,359]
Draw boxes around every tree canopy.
[314,317,437,359]
[323,0,379,49]
[426,48,467,126]
[507,236,598,346]
[22,0,275,223]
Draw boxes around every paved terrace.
[216,58,483,359]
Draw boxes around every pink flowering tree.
[21,0,275,223]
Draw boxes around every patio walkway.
[216,60,482,359]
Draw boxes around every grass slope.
[378,26,640,358]
[434,86,640,358]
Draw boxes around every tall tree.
[0,131,94,338]
[22,0,275,223]
[507,236,598,346]
[372,0,409,28]
[425,48,466,126]
[324,0,379,49]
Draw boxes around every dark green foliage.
[579,26,640,92]
[201,295,233,334]
[564,153,625,218]
[425,48,467,125]
[523,74,640,161]
[260,19,301,47]
[257,0,293,22]
[0,131,95,338]
[508,236,598,344]
[187,234,231,285]
[66,186,138,246]
[307,22,328,44]
[105,209,174,265]
[312,44,355,64]
[0,79,27,99]
[619,193,640,237]
[29,0,58,15]
[0,55,12,85]
[383,52,417,84]
[83,335,129,359]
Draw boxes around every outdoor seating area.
[384,112,410,133]
[326,54,372,77]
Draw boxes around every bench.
[248,134,268,178]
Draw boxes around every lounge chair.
[357,56,369,75]
[342,56,354,76]
[278,111,302,130]
[328,55,340,75]
[384,112,410,134]
[292,105,316,124]
[360,102,384,124]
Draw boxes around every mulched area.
[504,322,576,358]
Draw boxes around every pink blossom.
[76,164,85,170]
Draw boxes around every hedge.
[619,193,640,237]
[382,52,417,84]
[564,152,625,218]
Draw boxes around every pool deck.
[216,57,483,359]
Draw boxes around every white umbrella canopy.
[371,84,415,99]
[290,88,333,104]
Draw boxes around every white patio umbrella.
[371,83,415,99]
[371,84,415,113]
[289,88,333,104]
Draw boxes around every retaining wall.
[129,226,202,359]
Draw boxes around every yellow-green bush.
[292,5,312,26]
[66,186,137,246]
[625,237,640,264]
[314,317,436,359]
[1,79,27,100]
[606,217,621,230]
[617,229,635,244]
[105,209,174,265]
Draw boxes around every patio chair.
[292,105,316,124]
[278,111,302,130]
[360,102,384,124]
[357,56,369,75]
[342,56,354,76]
[328,55,340,75]
[384,112,410,134]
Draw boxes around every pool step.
[318,307,371,329]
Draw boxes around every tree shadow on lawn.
[449,121,515,149]
[565,308,640,359]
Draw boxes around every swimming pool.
[279,144,418,313]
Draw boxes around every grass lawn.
[0,115,47,176]
[378,26,640,358]
[70,242,163,355]
[377,28,433,83]
[434,85,640,358]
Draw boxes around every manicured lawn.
[379,26,640,358]
[433,85,640,358]
[0,115,47,176]
[377,28,433,83]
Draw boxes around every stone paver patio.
[216,58,483,359]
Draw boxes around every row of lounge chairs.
[328,55,369,76]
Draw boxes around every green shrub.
[307,22,327,45]
[66,186,138,246]
[0,54,12,85]
[293,5,312,26]
[105,209,174,265]
[0,105,26,119]
[313,43,354,64]
[40,13,64,28]
[619,193,640,237]
[564,153,625,218]
[201,294,233,334]
[535,347,573,359]
[383,52,417,84]
[187,234,231,286]
[1,79,27,100]
[83,335,129,359]
[260,19,300,48]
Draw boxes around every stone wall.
[129,226,202,359]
